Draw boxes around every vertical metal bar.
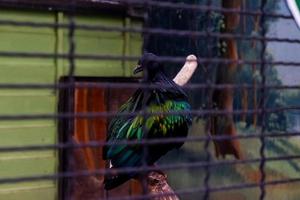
[66,1,76,200]
[142,0,150,54]
[203,0,212,199]
[259,0,267,199]
[141,1,150,198]
[141,108,149,199]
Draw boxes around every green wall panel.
[61,14,126,76]
[0,155,56,192]
[0,125,56,147]
[0,10,56,86]
[0,156,56,178]
[0,95,55,115]
[124,19,143,76]
[0,64,55,84]
[0,31,55,53]
[0,186,56,200]
[0,8,143,200]
[0,9,58,200]
[0,93,56,126]
[0,10,54,23]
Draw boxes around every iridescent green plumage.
[104,90,191,166]
[103,53,192,190]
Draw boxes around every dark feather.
[103,54,192,190]
[104,173,132,190]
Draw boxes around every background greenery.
[146,1,300,199]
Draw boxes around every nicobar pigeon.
[103,53,192,190]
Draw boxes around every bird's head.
[133,53,162,80]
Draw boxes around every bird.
[102,53,193,190]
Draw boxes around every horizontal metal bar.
[0,1,297,198]
[0,154,299,184]
[0,19,299,44]
[0,52,300,66]
[0,82,300,90]
[0,131,299,152]
[0,106,299,121]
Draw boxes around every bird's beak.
[133,65,143,74]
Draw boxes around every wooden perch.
[147,171,179,200]
[173,55,198,86]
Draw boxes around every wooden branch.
[222,0,241,31]
[147,171,179,200]
[173,55,198,86]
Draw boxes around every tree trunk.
[210,0,244,159]
[252,14,260,128]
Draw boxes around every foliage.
[145,0,222,107]
[283,91,300,129]
[145,0,286,131]
[234,0,286,131]
[160,120,300,200]
[235,56,288,131]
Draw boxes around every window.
[58,77,142,200]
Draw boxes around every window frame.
[58,76,139,200]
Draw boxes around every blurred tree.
[145,0,286,137]
[209,0,243,159]
[145,0,221,107]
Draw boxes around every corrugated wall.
[0,9,142,200]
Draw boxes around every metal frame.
[0,0,299,200]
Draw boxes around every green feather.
[105,99,191,163]
[137,128,143,140]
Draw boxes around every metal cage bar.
[0,0,299,200]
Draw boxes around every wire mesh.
[0,0,300,200]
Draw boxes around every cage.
[0,0,300,200]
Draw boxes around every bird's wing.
[104,98,191,167]
[105,89,143,140]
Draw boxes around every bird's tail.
[103,173,131,190]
